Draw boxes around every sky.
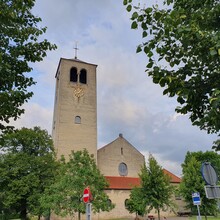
[12,0,218,177]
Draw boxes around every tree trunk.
[78,211,81,220]
[44,209,51,220]
[157,209,160,220]
[20,207,27,220]
[20,199,28,220]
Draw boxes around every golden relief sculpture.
[73,84,84,98]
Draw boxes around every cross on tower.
[74,42,79,59]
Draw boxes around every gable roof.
[98,134,144,158]
[105,170,181,190]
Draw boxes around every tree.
[0,0,56,131]
[125,187,147,217]
[123,0,220,143]
[41,149,114,220]
[183,151,220,180]
[180,153,219,219]
[0,127,57,219]
[126,155,174,220]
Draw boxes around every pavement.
[163,217,189,220]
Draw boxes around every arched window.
[75,116,81,124]
[124,199,129,209]
[80,69,87,84]
[70,67,77,82]
[107,199,112,207]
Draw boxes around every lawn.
[190,216,220,220]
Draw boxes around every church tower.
[52,57,98,161]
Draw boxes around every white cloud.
[170,113,183,122]
[10,103,53,133]
[142,151,182,177]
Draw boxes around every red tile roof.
[105,176,140,189]
[105,170,181,190]
[163,169,181,183]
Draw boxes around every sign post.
[86,203,92,220]
[83,187,92,220]
[201,162,220,200]
[192,192,201,220]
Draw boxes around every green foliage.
[124,0,220,141]
[180,152,219,216]
[180,156,204,212]
[125,187,147,216]
[0,0,56,131]
[212,139,220,152]
[41,149,114,218]
[126,155,174,220]
[183,151,220,180]
[0,127,57,219]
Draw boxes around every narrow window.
[107,199,112,207]
[80,69,87,84]
[70,67,77,82]
[75,116,81,124]
[121,147,123,155]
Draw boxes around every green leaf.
[147,62,153,68]
[142,31,148,38]
[144,46,150,54]
[126,4,132,12]
[154,11,162,20]
[210,48,217,56]
[159,78,166,87]
[177,96,185,104]
[167,0,173,5]
[131,12,139,19]
[145,7,153,14]
[170,62,174,67]
[136,45,142,53]
[138,15,144,22]
[148,51,153,57]
[141,22,148,30]
[131,21,138,29]
[180,15,187,19]
[163,88,169,95]
[123,0,128,5]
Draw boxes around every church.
[51,57,182,219]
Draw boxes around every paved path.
[163,217,189,220]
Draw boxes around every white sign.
[192,192,201,205]
[204,186,220,199]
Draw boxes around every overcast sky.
[12,0,218,177]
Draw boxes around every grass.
[189,216,220,220]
